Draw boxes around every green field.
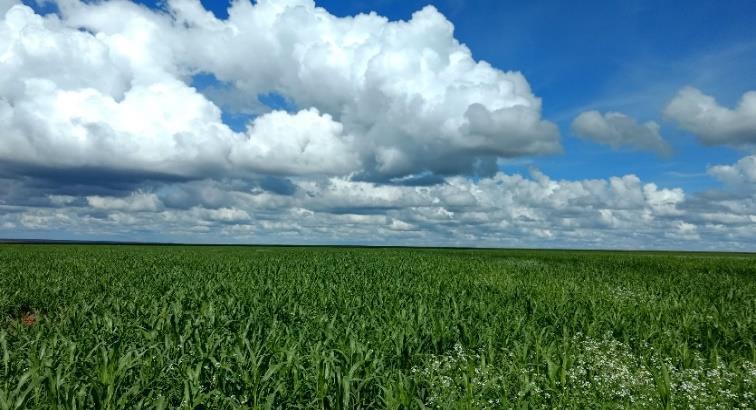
[1,245,754,408]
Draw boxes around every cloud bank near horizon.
[0,0,754,250]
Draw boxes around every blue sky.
[2,0,755,249]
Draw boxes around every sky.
[0,0,755,250]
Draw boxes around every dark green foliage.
[0,245,754,408]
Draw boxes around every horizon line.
[1,238,753,255]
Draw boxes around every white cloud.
[670,221,699,241]
[48,194,77,206]
[1,77,234,175]
[708,155,756,187]
[0,5,222,174]
[230,108,360,176]
[0,0,18,15]
[6,166,755,249]
[571,111,671,155]
[0,1,561,180]
[388,219,416,231]
[664,87,756,147]
[198,207,251,223]
[643,183,684,216]
[20,210,73,229]
[53,0,560,179]
[0,4,365,177]
[87,192,162,212]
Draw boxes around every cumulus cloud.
[230,108,360,176]
[4,162,754,249]
[6,169,753,250]
[664,87,756,147]
[708,155,756,187]
[47,0,560,179]
[197,207,251,223]
[87,192,162,212]
[571,111,671,155]
[0,4,367,178]
[643,183,685,216]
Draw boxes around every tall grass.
[0,245,754,408]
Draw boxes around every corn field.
[0,245,754,408]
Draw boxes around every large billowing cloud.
[159,0,562,178]
[0,0,559,181]
[664,87,756,148]
[0,4,360,177]
[571,111,671,155]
